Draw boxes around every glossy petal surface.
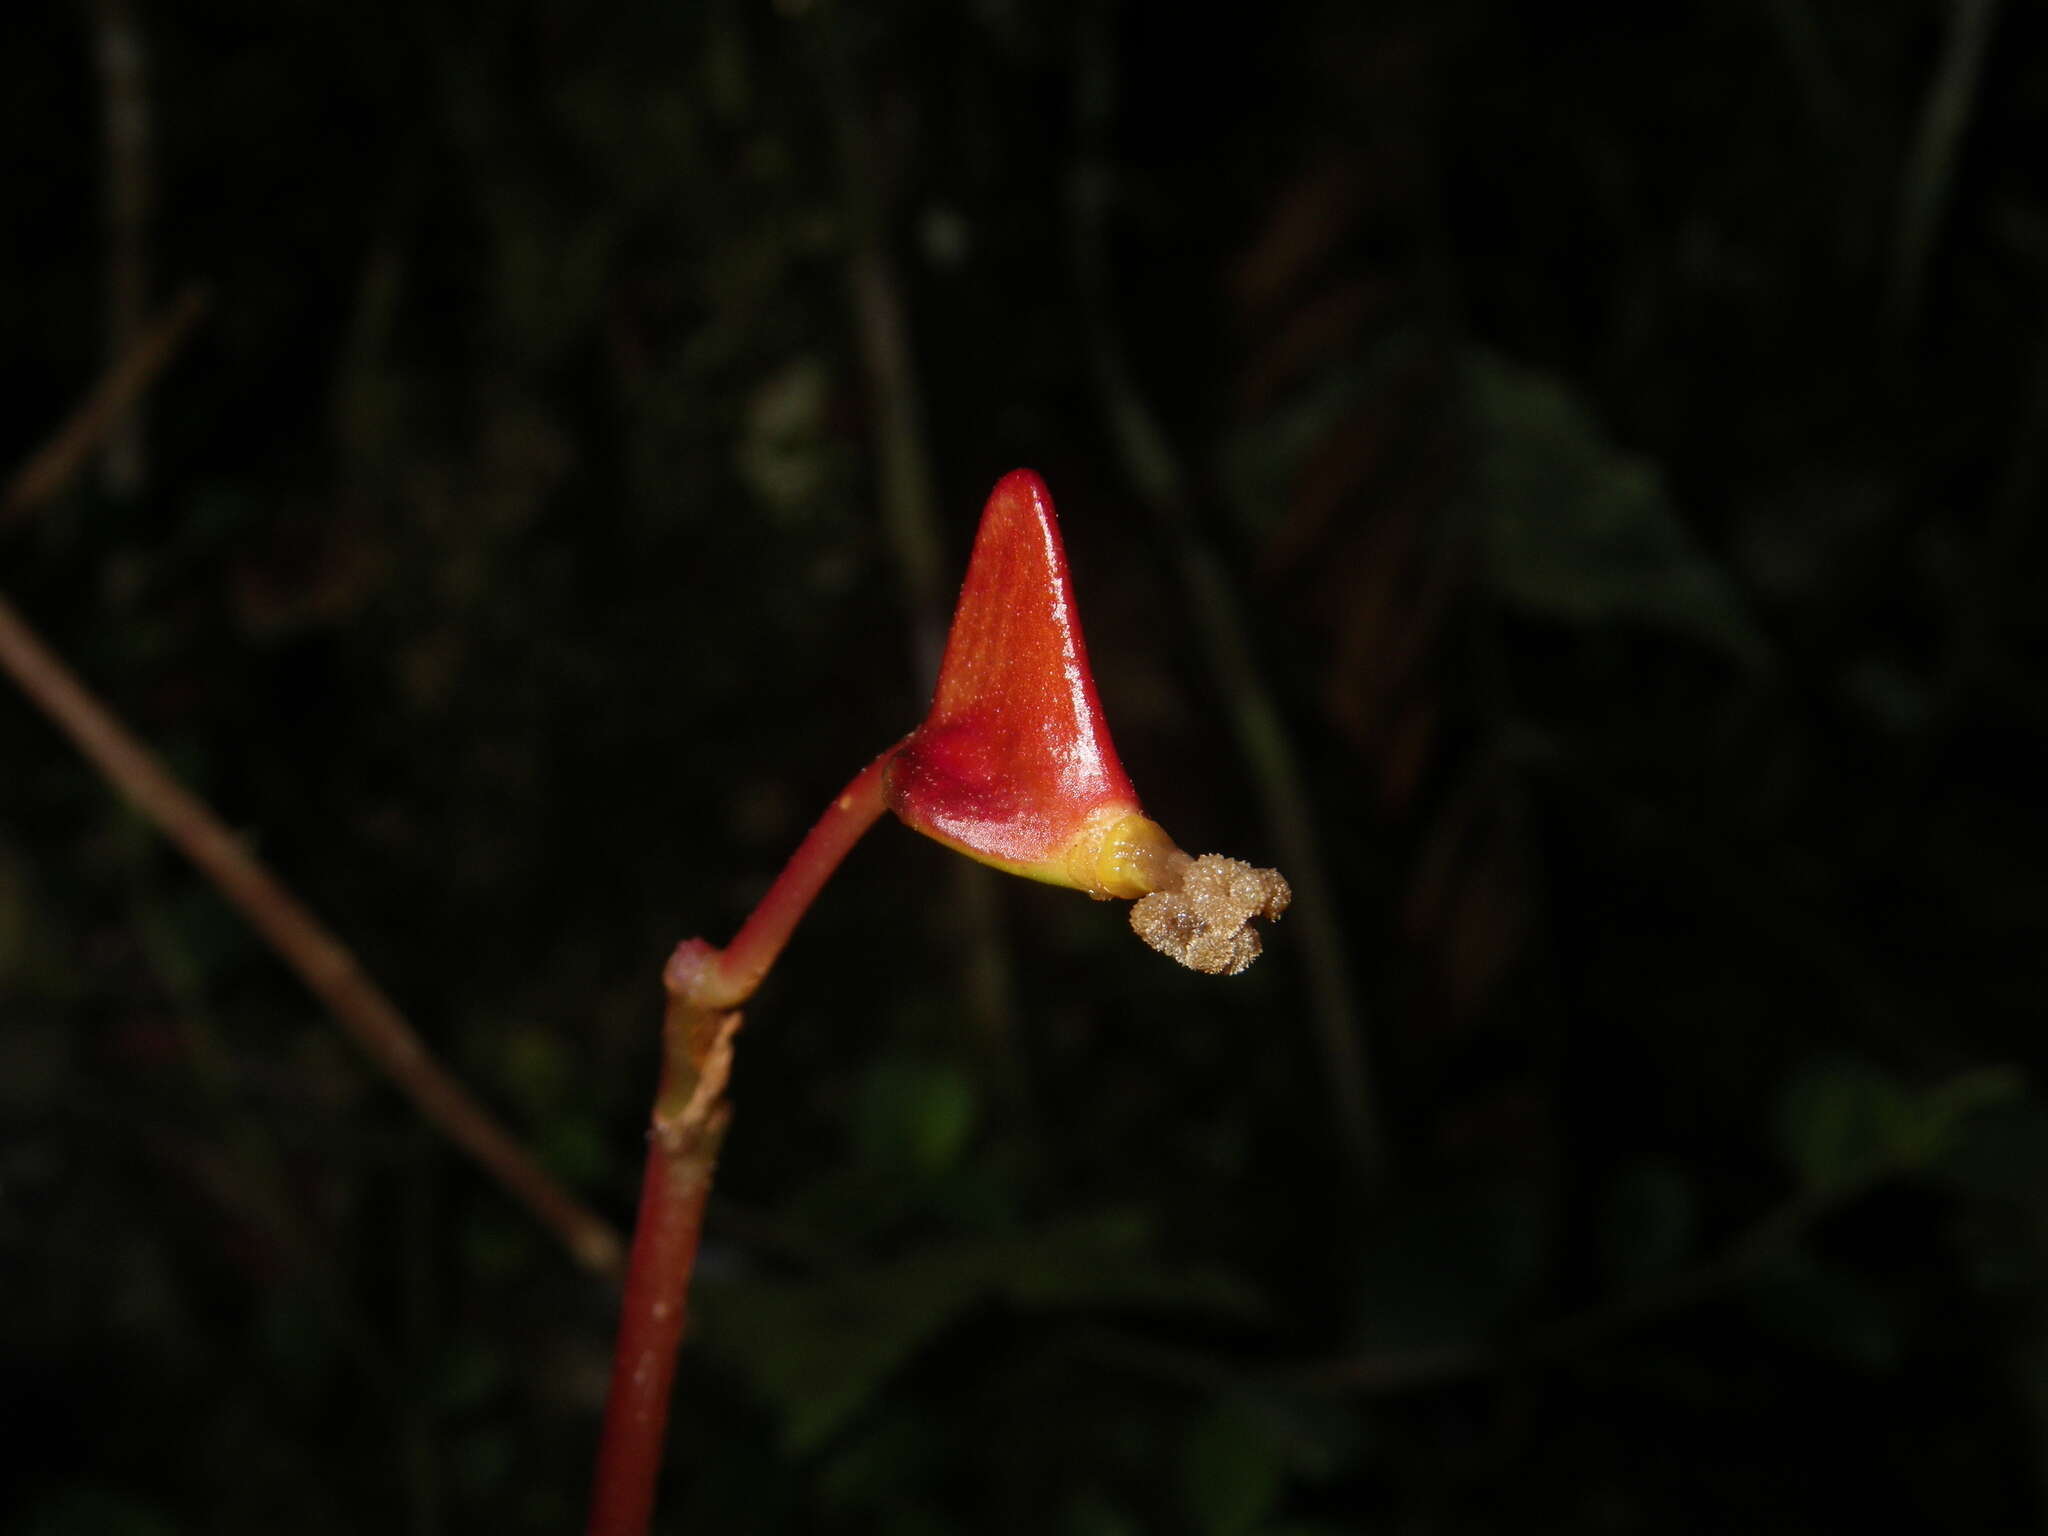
[890,470,1143,887]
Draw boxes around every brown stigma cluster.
[1128,854,1292,977]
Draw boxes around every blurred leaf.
[1600,1161,1699,1287]
[1778,1054,1914,1193]
[0,844,64,996]
[1935,1099,2048,1204]
[1348,1176,1552,1351]
[700,1212,1255,1453]
[1742,1250,1900,1373]
[876,1511,952,1536]
[0,1010,68,1112]
[785,1155,1012,1247]
[1916,1067,2029,1162]
[485,183,619,367]
[1841,656,1933,736]
[453,1426,516,1500]
[438,1337,508,1415]
[817,1410,938,1518]
[540,1112,610,1188]
[1781,1056,2026,1192]
[255,1293,340,1394]
[158,883,257,988]
[1181,1400,1287,1536]
[1218,358,1385,541]
[996,1211,1262,1315]
[1061,1492,1145,1536]
[1732,471,1895,603]
[1468,349,1768,663]
[460,1209,539,1284]
[737,355,839,520]
[499,1023,571,1116]
[853,1057,979,1179]
[21,1488,180,1536]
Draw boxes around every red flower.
[889,470,1289,974]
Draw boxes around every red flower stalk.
[588,471,1287,1536]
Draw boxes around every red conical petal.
[889,470,1161,893]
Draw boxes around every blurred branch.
[1,331,623,1277]
[93,0,151,497]
[1887,0,2001,342]
[1078,1179,1874,1402]
[1285,1182,1867,1395]
[0,589,624,1277]
[2,284,207,526]
[1901,299,2048,811]
[1071,12,1382,1186]
[130,898,407,1395]
[1762,0,1847,139]
[837,165,947,683]
[402,1134,446,1536]
[810,2,1027,1132]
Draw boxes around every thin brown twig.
[1072,1183,1863,1402]
[3,284,208,525]
[1071,11,1382,1185]
[5,265,619,1275]
[93,0,151,497]
[1886,0,2002,343]
[1282,1185,1850,1395]
[0,591,624,1277]
[813,7,1029,1135]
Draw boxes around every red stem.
[698,743,907,1008]
[586,746,897,1536]
[584,1115,717,1536]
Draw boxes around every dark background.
[5,2,2047,1531]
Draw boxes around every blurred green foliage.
[5,1,2048,1532]
[1468,349,1770,663]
